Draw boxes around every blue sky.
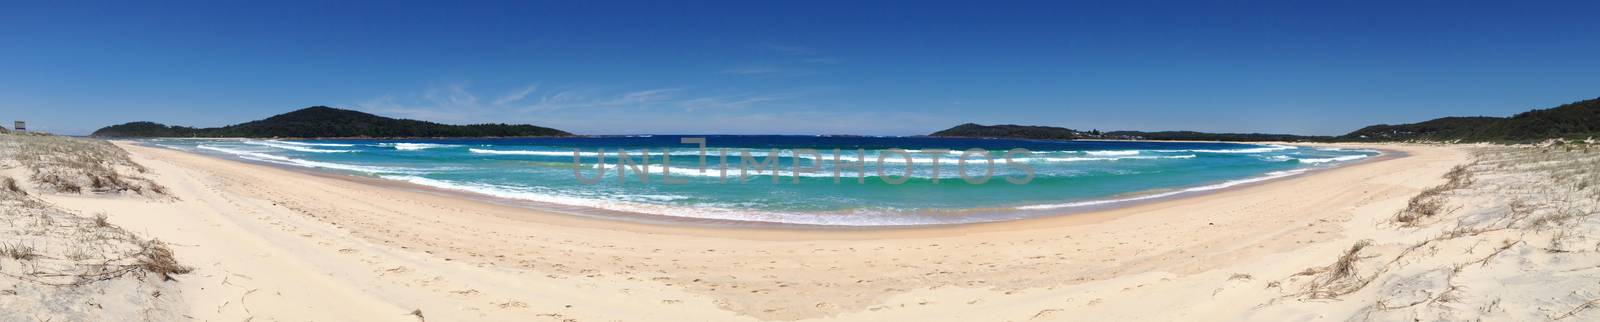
[2,1,1598,136]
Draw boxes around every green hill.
[929,123,1087,140]
[934,97,1600,143]
[930,123,1327,142]
[1343,97,1600,142]
[92,106,571,138]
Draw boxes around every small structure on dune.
[13,121,24,132]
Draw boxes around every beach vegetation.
[1394,162,1477,226]
[0,133,192,320]
[133,239,191,281]
[0,133,167,196]
[1,242,39,261]
[1343,97,1600,142]
[1,176,22,195]
[1293,239,1379,299]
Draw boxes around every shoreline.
[126,140,1397,231]
[54,140,1473,321]
[121,140,1408,238]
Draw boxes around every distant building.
[12,121,23,132]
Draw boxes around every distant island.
[92,106,571,138]
[934,97,1600,143]
[929,124,1089,141]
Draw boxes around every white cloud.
[492,84,538,106]
[678,93,799,111]
[347,82,950,135]
[723,44,835,78]
[521,88,684,112]
[423,84,479,109]
[352,83,804,128]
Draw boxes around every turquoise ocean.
[142,136,1379,226]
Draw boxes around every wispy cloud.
[358,94,475,123]
[492,84,538,106]
[723,44,837,78]
[352,83,803,126]
[423,84,479,109]
[678,92,802,111]
[719,66,817,78]
[351,83,932,135]
[521,88,684,112]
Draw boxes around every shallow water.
[144,135,1378,226]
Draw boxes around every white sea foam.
[902,149,966,155]
[471,148,603,156]
[243,140,357,153]
[1152,144,1298,154]
[584,163,867,179]
[1296,155,1369,164]
[479,149,977,164]
[387,166,1318,225]
[1032,154,1196,162]
[381,143,461,150]
[1187,144,1297,153]
[1017,169,1310,210]
[198,145,414,174]
[1319,148,1382,153]
[1085,150,1140,156]
[271,140,356,147]
[505,148,1193,165]
[377,175,947,226]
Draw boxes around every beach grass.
[0,133,187,321]
[0,133,167,196]
[1271,142,1600,320]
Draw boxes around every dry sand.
[28,141,1521,321]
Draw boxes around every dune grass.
[0,133,188,320]
[0,133,167,196]
[1273,142,1600,320]
[1392,163,1476,226]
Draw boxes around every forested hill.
[91,106,572,138]
[930,123,1328,142]
[932,97,1600,143]
[929,123,1088,140]
[1342,97,1600,142]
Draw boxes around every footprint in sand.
[1031,309,1063,320]
[495,300,529,309]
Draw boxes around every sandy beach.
[13,135,1600,321]
[13,3,1600,320]
[2,140,1478,321]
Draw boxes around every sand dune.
[22,139,1599,321]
